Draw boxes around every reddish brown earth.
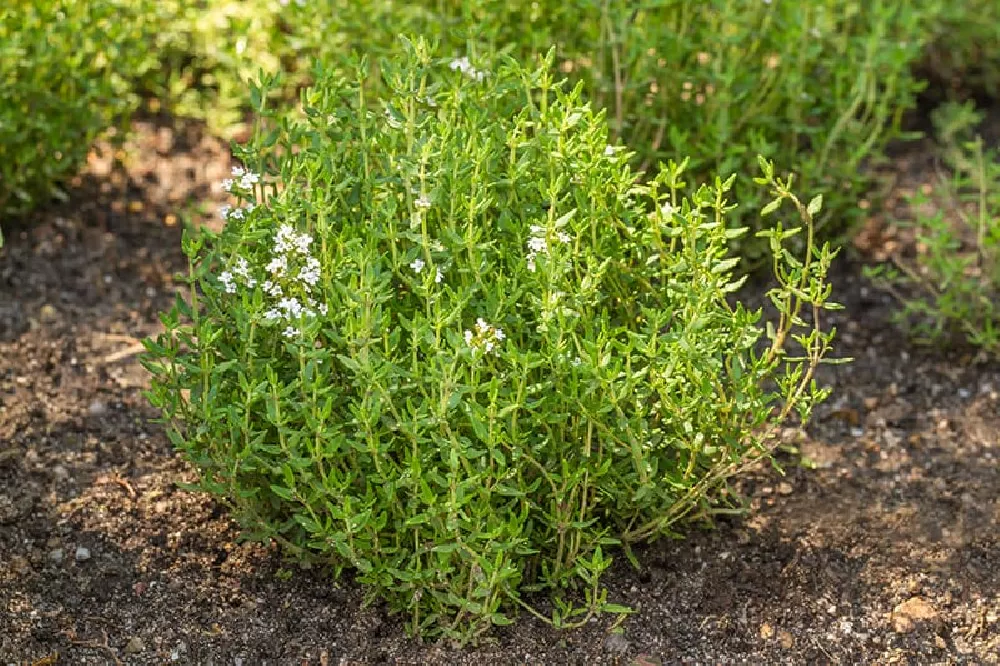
[1,116,997,665]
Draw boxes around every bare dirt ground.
[1,114,998,665]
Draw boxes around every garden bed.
[0,114,998,664]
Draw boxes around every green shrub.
[130,0,293,139]
[279,0,946,262]
[0,0,155,216]
[866,101,1000,356]
[143,43,839,642]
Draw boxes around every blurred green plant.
[142,42,840,643]
[129,0,293,139]
[921,0,1000,99]
[866,101,1000,356]
[0,0,156,216]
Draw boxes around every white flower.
[318,303,328,316]
[415,195,431,210]
[220,271,236,294]
[239,171,260,190]
[527,236,548,253]
[262,280,282,297]
[466,318,504,355]
[221,178,234,192]
[219,204,232,220]
[266,256,288,276]
[283,326,299,338]
[231,165,246,177]
[604,145,615,156]
[410,258,426,273]
[277,297,303,317]
[557,231,571,244]
[660,202,675,217]
[298,256,321,288]
[449,56,486,81]
[435,267,443,284]
[229,208,245,221]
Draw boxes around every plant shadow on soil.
[0,113,998,665]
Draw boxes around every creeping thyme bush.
[866,102,1000,356]
[144,43,839,641]
[0,0,154,216]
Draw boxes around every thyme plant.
[143,43,839,642]
[866,102,1000,356]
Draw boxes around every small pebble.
[124,636,145,654]
[87,400,107,417]
[75,546,91,562]
[48,549,64,564]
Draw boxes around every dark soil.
[1,116,998,666]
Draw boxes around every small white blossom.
[262,280,282,297]
[266,255,288,276]
[435,267,443,284]
[318,303,328,316]
[239,171,260,189]
[219,204,232,220]
[466,318,505,355]
[410,258,426,273]
[298,257,321,288]
[604,145,615,156]
[283,326,299,338]
[221,178,234,192]
[660,202,675,217]
[231,165,246,177]
[557,231,571,244]
[277,297,304,317]
[527,236,548,253]
[449,56,486,82]
[219,271,236,294]
[229,207,245,221]
[415,195,431,210]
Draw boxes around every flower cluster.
[221,165,261,193]
[219,256,256,294]
[261,224,327,336]
[464,318,505,355]
[526,225,572,272]
[220,202,256,222]
[216,218,328,339]
[449,56,486,82]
